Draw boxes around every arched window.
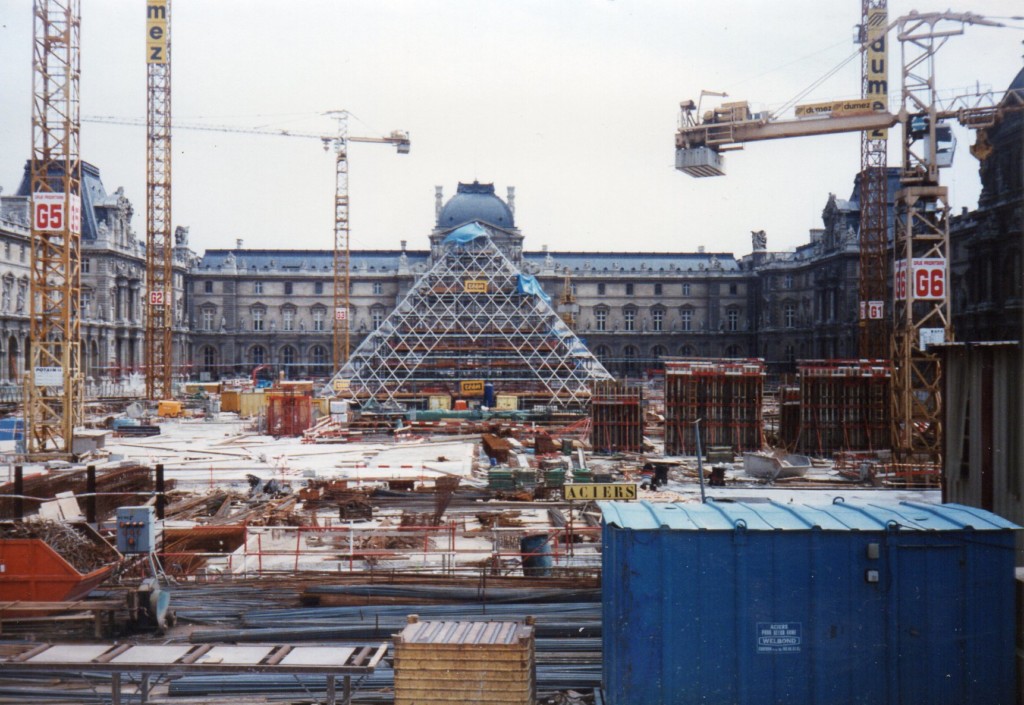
[309,345,329,376]
[594,344,611,359]
[250,345,267,366]
[650,345,666,360]
[680,345,694,357]
[202,345,217,374]
[280,346,297,376]
[725,344,742,358]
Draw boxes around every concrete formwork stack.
[589,380,644,454]
[663,359,764,456]
[794,359,891,456]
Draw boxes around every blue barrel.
[483,382,496,408]
[520,534,552,577]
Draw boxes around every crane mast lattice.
[858,0,890,359]
[27,0,83,457]
[145,0,174,401]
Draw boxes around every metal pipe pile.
[166,664,603,700]
[188,601,602,642]
[303,583,601,604]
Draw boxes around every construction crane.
[857,0,890,359]
[145,0,173,403]
[557,268,579,329]
[674,11,1023,466]
[83,113,410,378]
[325,110,411,372]
[26,0,84,458]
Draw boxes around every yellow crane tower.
[27,0,84,458]
[857,0,890,360]
[674,11,1023,466]
[557,268,579,329]
[145,0,173,402]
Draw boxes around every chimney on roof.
[435,186,443,220]
[507,186,516,216]
[698,245,705,253]
[236,238,244,250]
[400,240,407,252]
[542,244,548,253]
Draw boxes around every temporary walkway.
[0,641,387,705]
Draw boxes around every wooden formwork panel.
[663,360,764,455]
[795,360,891,456]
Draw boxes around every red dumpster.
[0,523,121,602]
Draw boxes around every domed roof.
[437,181,514,230]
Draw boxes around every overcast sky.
[1,1,1022,257]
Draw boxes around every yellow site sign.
[564,483,637,501]
[464,280,488,294]
[795,99,874,118]
[460,380,485,396]
[332,379,351,393]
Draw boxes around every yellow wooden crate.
[393,616,535,705]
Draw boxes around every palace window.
[680,307,693,331]
[651,307,664,332]
[623,307,636,332]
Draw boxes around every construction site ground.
[0,414,939,704]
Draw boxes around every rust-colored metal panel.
[0,538,117,602]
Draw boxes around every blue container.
[483,382,496,408]
[0,417,23,441]
[600,500,1019,705]
[520,533,553,577]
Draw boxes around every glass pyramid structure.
[325,223,612,407]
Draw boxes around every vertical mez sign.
[147,0,168,64]
[866,7,888,139]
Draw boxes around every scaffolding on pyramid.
[324,223,613,408]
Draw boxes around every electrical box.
[116,506,156,554]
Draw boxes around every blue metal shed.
[600,499,1019,705]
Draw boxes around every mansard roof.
[197,249,429,272]
[195,247,740,274]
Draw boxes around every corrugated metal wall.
[600,500,1018,705]
[941,342,1024,565]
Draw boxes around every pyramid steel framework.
[325,225,612,407]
